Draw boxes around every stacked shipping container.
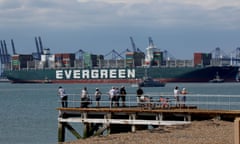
[152,51,163,66]
[194,53,212,66]
[55,53,75,68]
[11,55,33,70]
[125,52,145,67]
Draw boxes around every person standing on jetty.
[174,86,180,107]
[58,86,68,107]
[120,86,127,107]
[115,87,120,107]
[180,87,188,107]
[94,88,102,107]
[109,86,116,107]
[136,86,144,106]
[81,87,89,108]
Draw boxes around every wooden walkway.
[57,106,240,142]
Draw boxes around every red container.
[194,53,203,66]
[194,53,212,66]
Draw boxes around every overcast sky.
[1,0,240,59]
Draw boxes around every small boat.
[43,77,52,84]
[138,69,166,87]
[138,76,166,87]
[131,83,139,87]
[131,79,140,87]
[209,72,224,83]
[0,78,10,83]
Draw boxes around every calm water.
[1,82,240,143]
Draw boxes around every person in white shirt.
[58,86,68,107]
[174,86,180,107]
[109,87,116,107]
[81,87,89,108]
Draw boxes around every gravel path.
[63,119,234,144]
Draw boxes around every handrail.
[58,93,240,110]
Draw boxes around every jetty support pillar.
[130,114,136,132]
[58,122,65,142]
[234,118,240,144]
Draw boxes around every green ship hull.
[4,66,239,83]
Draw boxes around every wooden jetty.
[57,106,240,142]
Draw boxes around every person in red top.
[160,96,169,109]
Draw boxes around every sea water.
[0,82,240,143]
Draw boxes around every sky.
[0,0,240,59]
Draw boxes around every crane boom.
[11,39,16,55]
[148,37,154,47]
[38,36,44,54]
[130,36,136,52]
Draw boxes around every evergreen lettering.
[56,69,135,79]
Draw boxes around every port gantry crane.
[0,40,11,65]
[129,36,143,53]
[148,36,155,47]
[130,36,136,52]
[104,49,124,60]
[75,49,86,60]
[34,36,44,60]
[210,47,240,66]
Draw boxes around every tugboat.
[138,69,166,87]
[209,72,224,83]
[138,76,166,87]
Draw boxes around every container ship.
[1,37,240,83]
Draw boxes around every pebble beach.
[63,119,234,144]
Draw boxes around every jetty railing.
[57,93,240,142]
[58,93,240,110]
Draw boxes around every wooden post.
[184,114,191,121]
[234,118,240,144]
[88,123,100,136]
[187,114,191,121]
[130,114,136,132]
[58,122,65,142]
[105,113,111,135]
[82,112,89,138]
[156,113,163,121]
[94,124,109,136]
[83,123,91,138]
